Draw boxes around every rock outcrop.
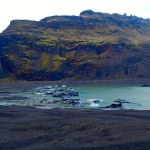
[0,10,150,81]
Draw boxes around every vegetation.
[0,10,150,80]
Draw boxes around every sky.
[0,0,150,33]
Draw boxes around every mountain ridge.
[0,10,150,81]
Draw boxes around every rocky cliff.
[0,10,150,81]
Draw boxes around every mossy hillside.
[40,53,51,70]
[0,10,150,80]
[0,61,5,78]
[3,11,150,44]
[1,40,149,80]
[52,55,66,70]
[0,42,148,79]
[1,54,30,75]
[24,50,39,59]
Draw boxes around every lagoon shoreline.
[0,78,150,87]
[0,79,150,149]
[0,105,150,150]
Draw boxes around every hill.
[0,10,150,81]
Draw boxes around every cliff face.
[0,10,150,81]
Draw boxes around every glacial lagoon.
[0,82,149,110]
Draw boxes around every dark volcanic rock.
[0,10,150,81]
[141,84,150,87]
[0,106,149,149]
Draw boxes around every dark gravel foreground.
[0,106,149,150]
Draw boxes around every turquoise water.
[74,85,150,110]
[0,83,149,110]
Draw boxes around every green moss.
[24,50,39,58]
[53,55,66,61]
[5,54,15,60]
[1,12,150,81]
[52,61,61,71]
[19,58,31,74]
[65,51,76,59]
[52,55,66,71]
[20,45,29,50]
[40,53,51,69]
